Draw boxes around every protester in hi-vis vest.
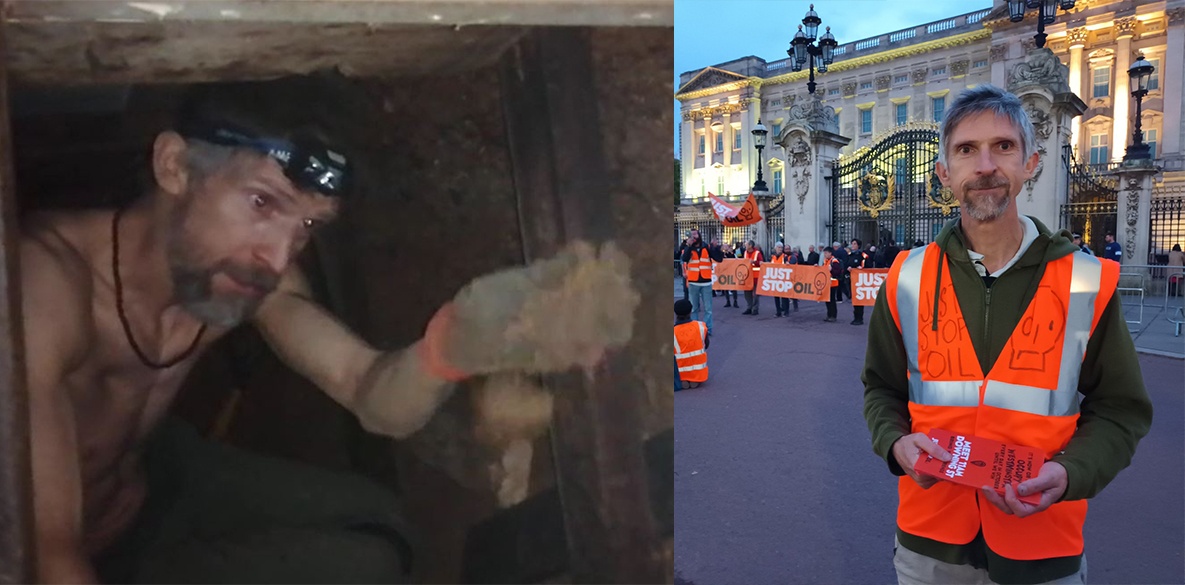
[673,299,709,390]
[769,243,791,317]
[822,248,841,322]
[742,240,763,315]
[862,85,1152,585]
[681,228,723,336]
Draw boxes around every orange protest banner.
[755,264,830,301]
[708,192,762,227]
[712,258,755,291]
[851,268,890,306]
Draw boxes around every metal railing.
[1112,264,1185,309]
[1118,272,1146,326]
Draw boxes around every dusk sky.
[674,0,994,149]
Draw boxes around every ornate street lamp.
[1123,54,1156,161]
[1008,0,1075,48]
[752,120,769,194]
[787,4,838,95]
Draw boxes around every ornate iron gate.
[831,124,957,249]
[765,194,786,248]
[1058,145,1117,255]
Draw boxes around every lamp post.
[1123,54,1156,161]
[752,120,769,194]
[788,4,837,95]
[1007,0,1076,49]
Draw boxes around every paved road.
[673,283,1184,585]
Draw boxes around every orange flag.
[708,192,763,227]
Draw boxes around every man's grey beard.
[165,201,276,328]
[962,176,1012,222]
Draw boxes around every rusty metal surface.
[0,19,35,585]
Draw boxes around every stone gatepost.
[1006,47,1086,228]
[1113,159,1159,266]
[776,94,850,252]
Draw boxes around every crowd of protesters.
[673,235,910,322]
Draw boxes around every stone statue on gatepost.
[776,92,849,251]
[1006,47,1085,227]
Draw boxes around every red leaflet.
[914,429,1045,506]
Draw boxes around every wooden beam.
[499,28,664,584]
[3,21,528,85]
[4,0,672,27]
[0,19,35,585]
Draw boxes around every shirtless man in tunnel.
[21,82,637,583]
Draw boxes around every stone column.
[776,94,850,251]
[1113,159,1158,265]
[1067,28,1088,155]
[1008,47,1084,227]
[702,114,711,170]
[680,112,694,198]
[722,112,732,167]
[1163,7,1184,158]
[1111,17,1137,162]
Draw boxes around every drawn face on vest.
[935,110,1039,223]
[1009,285,1066,372]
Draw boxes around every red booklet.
[914,429,1045,506]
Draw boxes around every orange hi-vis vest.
[684,248,713,283]
[884,243,1120,561]
[673,321,708,382]
[826,257,840,287]
[746,249,763,282]
[770,253,786,264]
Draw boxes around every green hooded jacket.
[862,216,1153,584]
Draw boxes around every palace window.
[700,177,705,198]
[860,81,873,90]
[1147,128,1158,159]
[829,88,841,95]
[772,123,782,139]
[698,134,705,155]
[973,59,988,68]
[774,170,783,195]
[932,96,945,122]
[894,74,909,84]
[932,66,946,76]
[861,109,872,133]
[1147,58,1159,91]
[733,128,742,150]
[896,103,908,126]
[715,131,723,152]
[717,175,725,195]
[1089,133,1108,164]
[1092,66,1110,98]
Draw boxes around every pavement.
[672,277,1184,585]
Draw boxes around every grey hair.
[937,84,1037,168]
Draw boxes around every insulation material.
[447,240,640,375]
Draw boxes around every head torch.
[176,119,350,198]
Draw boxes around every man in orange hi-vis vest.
[673,299,708,390]
[862,85,1152,585]
[742,240,764,315]
[681,229,723,336]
